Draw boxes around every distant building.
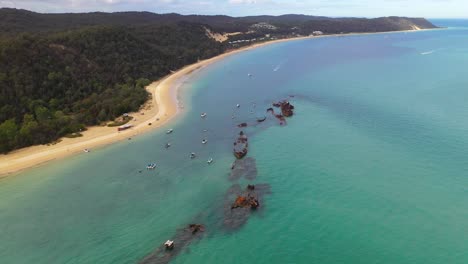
[250,22,277,30]
[312,31,324,36]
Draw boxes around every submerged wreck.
[231,195,259,210]
[233,131,248,159]
[279,101,294,117]
[267,100,295,124]
[273,100,295,117]
[139,224,205,264]
[223,184,271,230]
[229,157,257,181]
[189,224,205,234]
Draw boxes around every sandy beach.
[0,28,435,178]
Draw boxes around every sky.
[0,0,466,18]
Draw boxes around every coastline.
[0,28,437,178]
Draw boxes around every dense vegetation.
[0,21,224,152]
[0,8,436,153]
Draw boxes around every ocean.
[0,20,467,264]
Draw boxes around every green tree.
[0,119,18,152]
[19,114,38,145]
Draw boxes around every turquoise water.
[1,21,467,263]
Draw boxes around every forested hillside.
[0,22,224,153]
[0,8,437,153]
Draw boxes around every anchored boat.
[146,163,157,170]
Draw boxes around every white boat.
[236,104,240,108]
[248,73,253,77]
[201,113,207,118]
[202,139,208,144]
[166,129,173,134]
[83,149,91,153]
[146,163,157,170]
[164,240,174,250]
[207,158,213,164]
[165,143,171,149]
[190,152,196,159]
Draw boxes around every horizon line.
[2,7,468,20]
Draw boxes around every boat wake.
[420,50,435,55]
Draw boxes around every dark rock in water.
[229,157,257,181]
[237,122,248,128]
[139,224,205,264]
[223,184,271,230]
[256,116,267,122]
[266,107,274,113]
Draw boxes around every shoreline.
[0,28,438,178]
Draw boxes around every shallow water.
[1,20,467,263]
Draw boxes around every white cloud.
[229,0,257,4]
[0,0,467,18]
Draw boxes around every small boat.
[146,163,157,170]
[201,113,207,118]
[166,129,173,134]
[83,149,91,153]
[202,139,208,144]
[203,129,208,132]
[165,143,171,149]
[164,240,174,250]
[248,73,253,77]
[236,104,240,108]
[190,152,196,159]
[207,158,213,164]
